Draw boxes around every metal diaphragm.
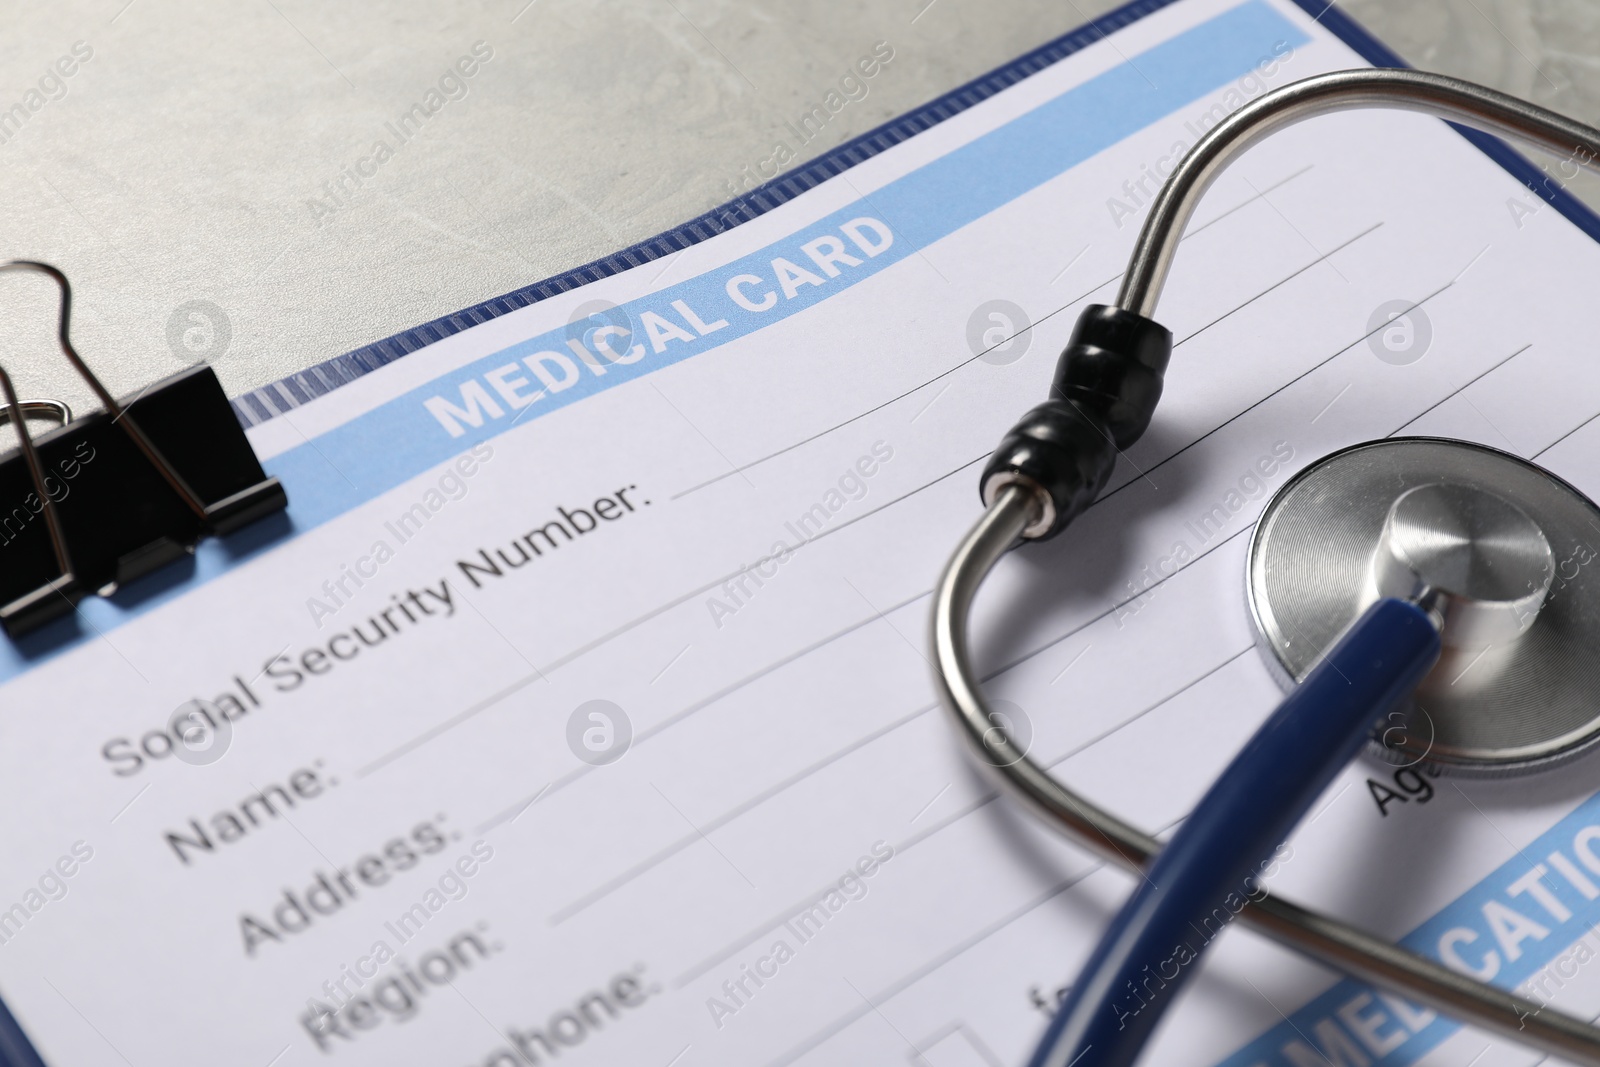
[1247,437,1600,776]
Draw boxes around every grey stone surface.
[1344,0,1600,206]
[0,0,1594,413]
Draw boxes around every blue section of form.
[1216,786,1600,1066]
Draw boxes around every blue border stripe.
[1287,0,1600,242]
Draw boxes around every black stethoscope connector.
[979,305,1170,540]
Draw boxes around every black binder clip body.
[0,261,288,638]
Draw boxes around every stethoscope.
[932,69,1600,1067]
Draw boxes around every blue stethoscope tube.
[1028,599,1441,1067]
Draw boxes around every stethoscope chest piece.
[1248,437,1600,775]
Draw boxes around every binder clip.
[0,261,288,638]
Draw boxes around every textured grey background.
[0,0,1595,418]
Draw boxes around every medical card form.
[4,1,1600,1064]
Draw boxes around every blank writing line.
[1533,408,1600,460]
[471,586,934,835]
[763,876,1093,1067]
[669,165,1317,501]
[1094,278,1456,510]
[358,454,988,779]
[546,514,1254,925]
[762,814,1188,1067]
[1388,343,1530,437]
[670,644,1252,987]
[548,694,940,925]
[1174,221,1381,349]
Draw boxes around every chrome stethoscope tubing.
[1118,67,1600,319]
[933,69,1600,1061]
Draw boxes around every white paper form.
[4,1,1600,1065]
